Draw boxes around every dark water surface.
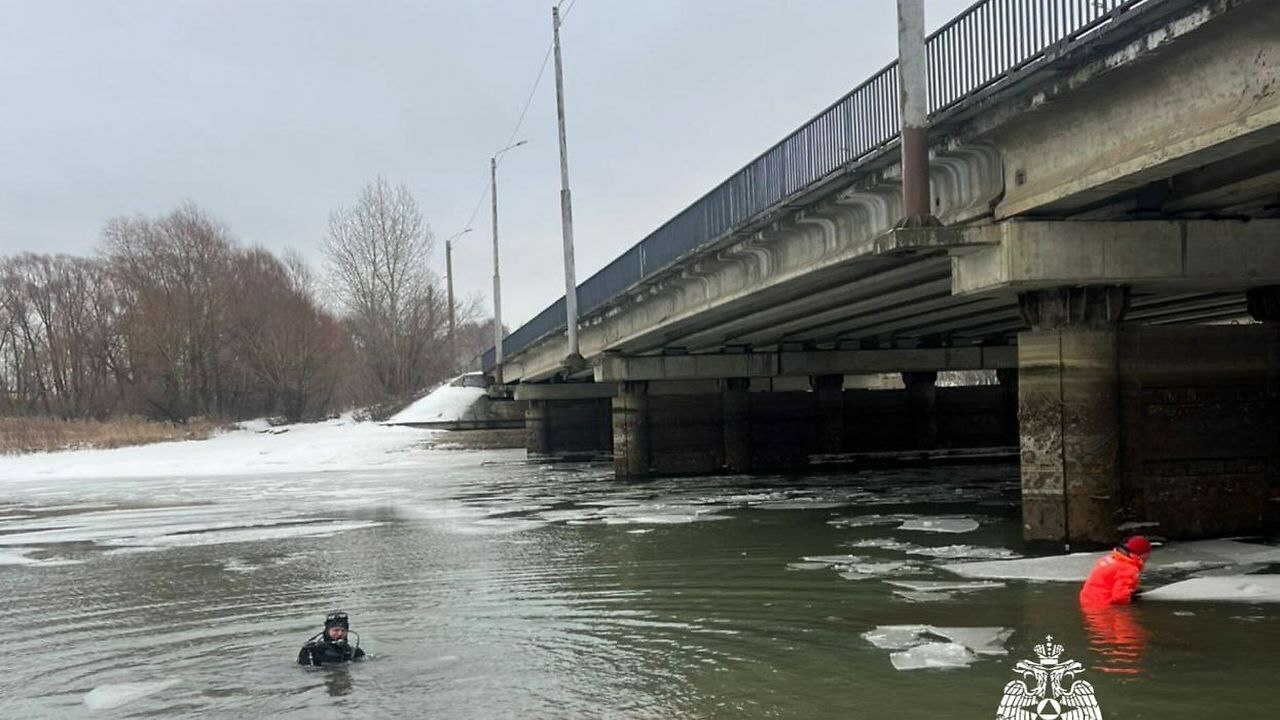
[2,450,1277,718]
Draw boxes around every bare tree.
[323,178,448,404]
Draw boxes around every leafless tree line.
[1,180,491,425]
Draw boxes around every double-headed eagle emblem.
[996,635,1102,720]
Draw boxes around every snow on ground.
[387,376,487,424]
[0,416,439,482]
[1143,576,1280,603]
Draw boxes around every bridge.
[483,0,1280,546]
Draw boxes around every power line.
[458,0,580,238]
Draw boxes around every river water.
[2,448,1277,718]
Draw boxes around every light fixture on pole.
[490,139,527,385]
[444,227,472,372]
[552,3,582,370]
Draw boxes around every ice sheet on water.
[892,590,956,603]
[83,680,178,710]
[787,561,834,571]
[751,500,847,511]
[843,538,1020,560]
[863,625,1012,670]
[884,580,1005,592]
[1143,576,1280,603]
[906,544,1020,560]
[837,561,922,580]
[890,642,976,670]
[827,513,918,528]
[943,540,1280,582]
[844,538,919,552]
[802,554,868,565]
[898,517,980,534]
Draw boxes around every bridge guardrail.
[484,0,1160,371]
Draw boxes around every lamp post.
[490,140,527,385]
[444,228,472,372]
[552,3,582,367]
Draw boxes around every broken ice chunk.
[884,580,1005,593]
[890,642,978,670]
[1143,576,1280,603]
[898,517,980,534]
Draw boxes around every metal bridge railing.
[484,0,1158,371]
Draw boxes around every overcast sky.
[0,0,973,328]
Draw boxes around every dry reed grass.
[0,416,224,455]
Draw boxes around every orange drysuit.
[1079,549,1144,606]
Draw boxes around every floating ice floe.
[884,580,1005,592]
[1143,576,1280,603]
[942,539,1280,582]
[83,680,178,711]
[890,642,975,670]
[802,554,868,565]
[842,538,1021,560]
[787,561,835,571]
[909,544,1020,560]
[885,580,1004,603]
[892,591,956,603]
[898,517,980,534]
[827,513,918,528]
[837,561,922,580]
[863,625,1013,670]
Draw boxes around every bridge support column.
[525,400,550,457]
[811,374,845,455]
[613,381,650,480]
[722,378,752,473]
[1017,285,1129,546]
[903,371,938,449]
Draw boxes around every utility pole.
[896,0,937,226]
[552,4,582,368]
[491,156,503,384]
[444,228,472,373]
[490,141,526,385]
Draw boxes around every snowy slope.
[387,383,487,425]
[0,416,438,482]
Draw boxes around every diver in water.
[298,610,366,666]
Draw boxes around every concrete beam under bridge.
[594,347,1016,382]
[953,220,1280,295]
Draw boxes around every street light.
[444,227,472,372]
[491,139,527,385]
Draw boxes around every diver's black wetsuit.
[297,638,365,666]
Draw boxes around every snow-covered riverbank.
[0,416,440,482]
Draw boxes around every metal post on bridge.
[552,4,584,373]
[896,0,939,227]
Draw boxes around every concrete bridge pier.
[1016,285,1128,546]
[903,371,938,450]
[514,384,615,460]
[810,374,845,455]
[721,378,752,473]
[613,381,650,480]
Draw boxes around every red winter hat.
[1124,535,1152,555]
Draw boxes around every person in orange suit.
[1079,535,1152,606]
